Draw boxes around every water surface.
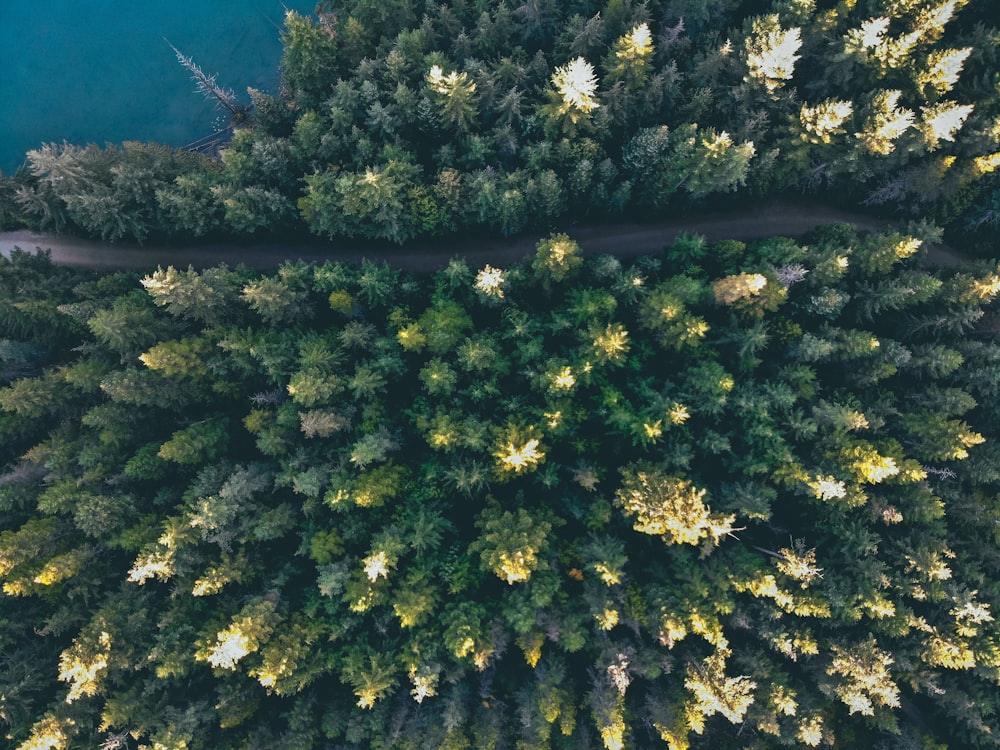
[0,0,316,174]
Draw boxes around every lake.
[0,0,316,175]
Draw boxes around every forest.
[3,226,1000,749]
[0,0,998,248]
[1,1,1000,750]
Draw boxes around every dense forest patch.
[0,0,998,248]
[2,225,1000,749]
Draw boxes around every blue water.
[0,0,316,175]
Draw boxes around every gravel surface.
[0,199,969,272]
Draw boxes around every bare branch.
[166,39,243,119]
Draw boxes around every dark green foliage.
[2,228,1000,749]
[14,142,216,242]
[6,0,998,244]
[2,1,1000,748]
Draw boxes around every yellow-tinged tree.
[855,90,915,156]
[615,464,736,549]
[493,423,546,476]
[407,662,440,704]
[532,232,583,286]
[827,638,901,716]
[538,56,601,134]
[606,22,654,87]
[589,321,631,365]
[684,651,758,734]
[195,598,281,671]
[799,99,854,145]
[744,15,802,93]
[917,47,973,97]
[712,271,786,317]
[16,715,75,750]
[843,16,920,74]
[919,101,974,149]
[58,629,112,703]
[138,336,211,378]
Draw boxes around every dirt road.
[0,199,969,272]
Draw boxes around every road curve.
[0,199,969,272]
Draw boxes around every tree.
[798,99,854,145]
[614,464,735,549]
[281,10,342,107]
[919,100,974,150]
[473,505,552,584]
[493,423,546,477]
[87,291,177,357]
[623,124,756,204]
[213,185,296,235]
[155,172,225,238]
[141,265,246,325]
[855,90,916,157]
[537,57,602,134]
[58,627,113,703]
[195,598,281,671]
[427,65,479,131]
[0,370,72,419]
[300,161,418,243]
[532,232,583,286]
[916,47,973,97]
[168,42,249,125]
[743,15,802,94]
[639,278,710,350]
[418,299,473,354]
[684,651,758,734]
[138,336,212,379]
[241,266,312,325]
[157,419,229,464]
[589,321,631,365]
[712,271,786,317]
[826,638,901,717]
[340,648,399,709]
[605,22,654,88]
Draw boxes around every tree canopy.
[1,0,998,249]
[2,223,1000,749]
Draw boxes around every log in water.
[0,0,315,175]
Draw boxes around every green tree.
[281,10,342,107]
[141,265,246,326]
[87,291,178,357]
[427,65,480,132]
[241,265,313,325]
[473,505,552,584]
[623,124,756,205]
[155,172,225,238]
[157,420,229,464]
[300,160,418,243]
[532,233,584,286]
[0,370,72,419]
[340,648,399,709]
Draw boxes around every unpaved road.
[0,199,970,272]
